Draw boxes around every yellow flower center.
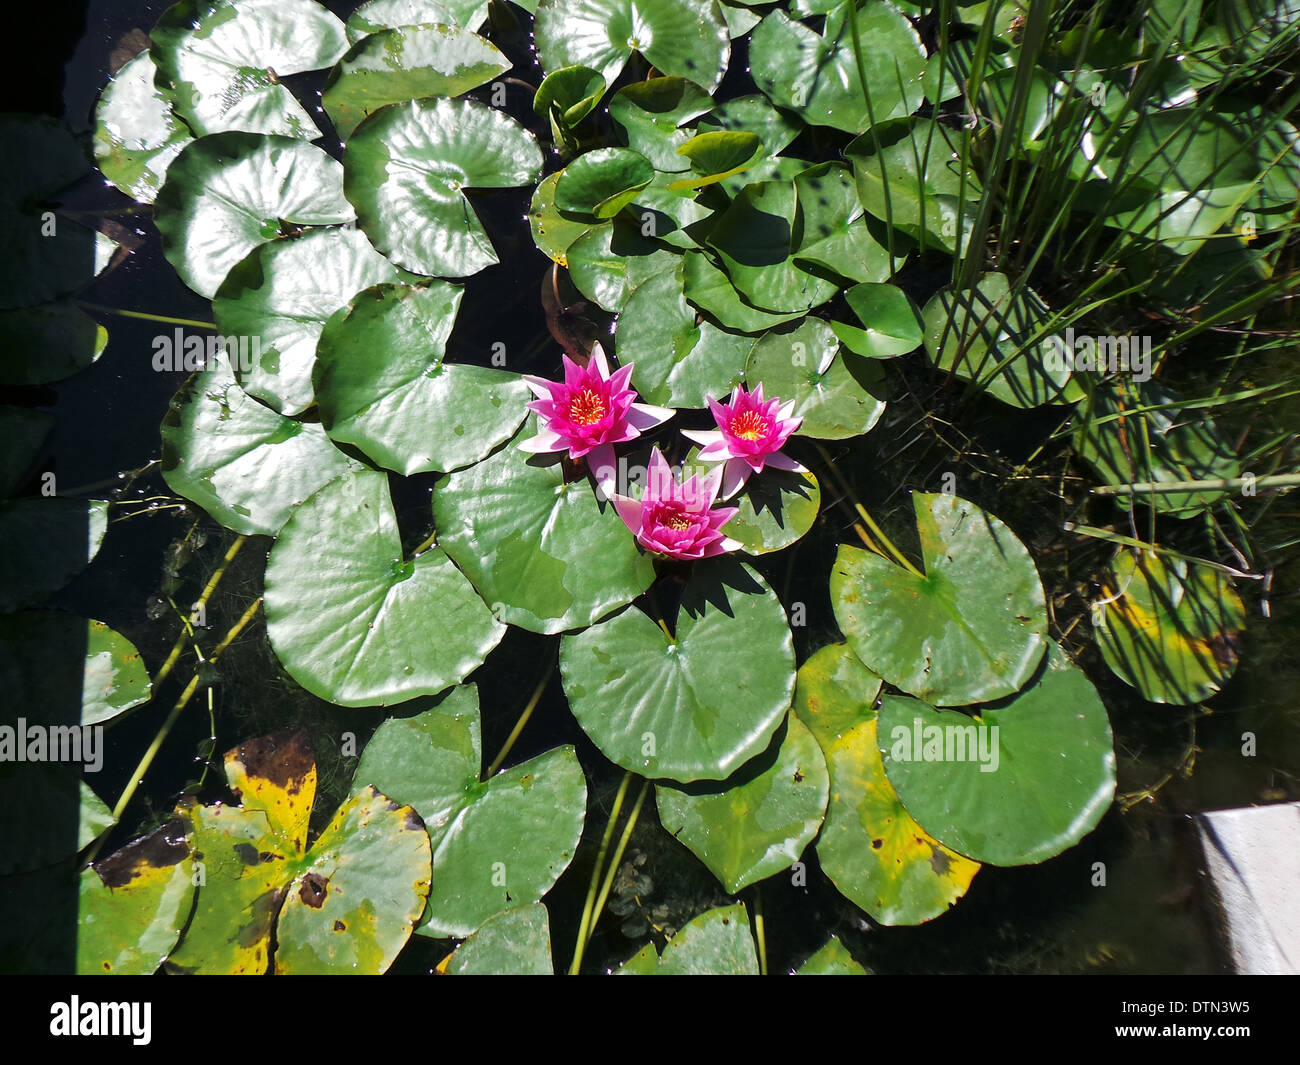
[568,387,607,427]
[665,513,693,531]
[730,410,769,441]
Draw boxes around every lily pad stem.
[78,301,217,330]
[814,443,924,577]
[486,657,556,777]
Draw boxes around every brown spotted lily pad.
[165,731,431,974]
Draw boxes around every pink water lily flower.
[613,448,742,561]
[681,383,804,498]
[519,343,674,497]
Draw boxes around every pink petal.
[589,344,612,380]
[517,428,567,454]
[681,428,724,449]
[627,402,674,430]
[612,495,643,534]
[720,459,751,499]
[523,375,559,400]
[764,450,806,472]
[588,443,618,501]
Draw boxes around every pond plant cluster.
[1,0,1297,974]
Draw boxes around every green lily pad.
[314,282,529,474]
[0,302,108,385]
[698,93,802,156]
[0,499,108,612]
[667,131,765,191]
[264,470,505,707]
[815,713,981,924]
[433,426,655,633]
[721,467,822,555]
[831,282,924,359]
[535,0,730,93]
[155,131,354,301]
[353,688,586,938]
[565,221,678,311]
[528,171,599,265]
[846,118,982,255]
[344,97,542,278]
[151,0,349,139]
[93,51,194,205]
[617,902,759,974]
[791,162,895,285]
[608,77,713,172]
[878,642,1117,866]
[560,558,795,783]
[1094,551,1246,705]
[555,148,655,219]
[77,818,193,975]
[655,714,828,892]
[1074,379,1241,517]
[0,407,52,497]
[347,0,488,40]
[0,117,119,310]
[830,492,1048,706]
[749,5,925,133]
[445,903,554,974]
[744,317,888,439]
[161,350,363,536]
[323,24,510,140]
[274,785,432,973]
[1098,108,1260,253]
[792,641,882,750]
[794,935,869,974]
[682,250,802,334]
[617,265,751,407]
[921,272,1074,408]
[169,732,430,974]
[535,65,607,140]
[213,226,417,414]
[707,180,837,315]
[0,612,151,728]
[0,765,115,875]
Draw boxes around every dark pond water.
[10,0,1298,974]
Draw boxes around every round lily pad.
[707,180,837,315]
[0,406,53,497]
[792,641,882,750]
[616,263,751,408]
[445,904,554,975]
[0,302,107,385]
[77,819,193,975]
[535,65,607,134]
[682,251,803,334]
[921,272,1074,408]
[560,558,796,782]
[831,282,924,359]
[816,714,981,925]
[151,0,349,139]
[535,0,730,93]
[878,642,1117,866]
[347,0,486,40]
[213,226,417,415]
[354,684,586,938]
[344,97,542,278]
[749,5,925,133]
[322,24,510,139]
[1074,380,1241,517]
[0,612,151,728]
[161,350,363,536]
[432,425,656,633]
[155,132,354,299]
[721,467,821,555]
[554,147,654,219]
[744,317,888,439]
[565,222,678,312]
[0,499,108,612]
[264,469,506,707]
[608,77,713,172]
[791,162,895,284]
[528,171,598,265]
[830,492,1048,706]
[274,785,432,974]
[1094,551,1246,705]
[655,714,828,892]
[313,282,530,474]
[641,902,759,974]
[93,51,193,205]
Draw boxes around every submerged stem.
[569,772,634,974]
[486,657,556,778]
